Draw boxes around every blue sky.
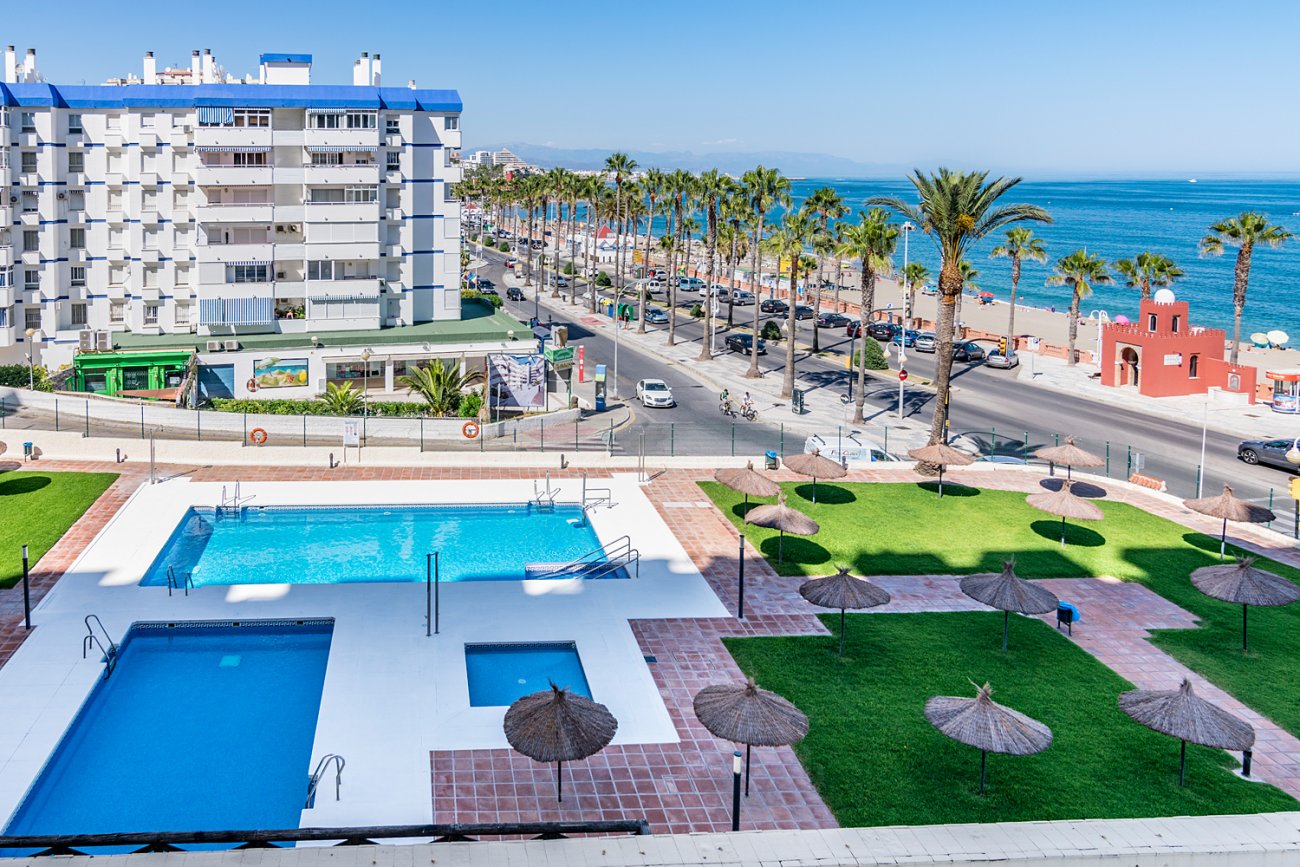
[7,0,1298,176]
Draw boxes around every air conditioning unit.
[205,340,222,352]
[95,331,112,351]
[78,330,94,351]
[223,339,240,351]
[276,271,287,280]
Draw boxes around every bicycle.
[740,404,757,422]
[719,398,736,417]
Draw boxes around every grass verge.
[0,471,118,588]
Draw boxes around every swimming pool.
[465,642,591,707]
[142,503,609,587]
[5,620,332,837]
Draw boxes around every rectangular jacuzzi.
[5,620,333,837]
[465,642,591,707]
[142,504,616,586]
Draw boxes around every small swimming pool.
[142,503,610,587]
[465,642,591,707]
[5,620,332,837]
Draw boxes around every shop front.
[73,349,195,399]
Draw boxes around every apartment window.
[108,190,124,212]
[23,231,39,252]
[24,307,41,331]
[174,226,192,249]
[109,265,127,285]
[106,153,124,173]
[1147,313,1157,331]
[68,190,85,211]
[175,266,192,286]
[444,116,459,131]
[20,151,36,173]
[1189,354,1199,378]
[143,303,159,325]
[174,188,190,208]
[70,266,86,287]
[21,192,38,213]
[143,229,159,250]
[174,302,192,325]
[345,111,377,129]
[309,113,340,129]
[70,302,87,326]
[142,190,158,212]
[307,260,336,281]
[1171,314,1181,333]
[232,151,268,166]
[0,268,11,288]
[106,114,121,131]
[142,152,158,173]
[307,185,377,204]
[143,267,158,288]
[109,302,125,324]
[230,264,269,283]
[444,148,460,167]
[69,228,85,249]
[311,151,343,166]
[67,114,83,134]
[140,113,156,129]
[20,112,35,132]
[386,151,401,171]
[233,109,270,128]
[108,228,125,251]
[68,151,84,173]
[25,269,39,289]
[443,183,458,203]
[386,118,400,133]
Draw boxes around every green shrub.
[760,321,783,341]
[562,262,576,275]
[457,391,484,418]
[0,364,54,392]
[461,288,503,308]
[689,304,704,319]
[208,398,431,417]
[595,271,612,287]
[854,339,888,370]
[499,241,511,252]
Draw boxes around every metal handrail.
[526,535,640,580]
[305,754,345,808]
[165,565,194,597]
[81,615,119,677]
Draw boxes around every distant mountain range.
[469,142,907,178]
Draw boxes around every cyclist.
[719,388,734,416]
[741,392,755,419]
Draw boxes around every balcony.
[0,284,13,307]
[196,202,274,223]
[303,163,380,185]
[170,126,193,148]
[303,201,380,224]
[0,246,10,269]
[272,129,305,147]
[303,128,380,149]
[303,239,381,260]
[194,126,273,149]
[197,242,275,264]
[0,324,14,348]
[273,243,305,260]
[196,164,274,186]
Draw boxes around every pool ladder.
[81,615,119,678]
[216,482,250,518]
[532,473,560,511]
[305,754,345,808]
[166,565,195,597]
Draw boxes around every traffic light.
[1289,477,1300,501]
[998,337,1008,356]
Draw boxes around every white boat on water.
[1188,178,1198,183]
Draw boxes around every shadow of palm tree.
[1030,520,1106,547]
[915,481,981,498]
[0,476,51,496]
[1038,478,1109,498]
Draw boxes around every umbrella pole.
[1179,740,1186,787]
[743,493,750,518]
[979,750,986,795]
[1002,610,1009,655]
[839,608,846,657]
[778,530,784,563]
[557,760,563,802]
[812,476,818,504]
[938,467,944,498]
[1060,516,1066,547]
[1243,604,1249,654]
[745,743,751,797]
[1220,518,1227,561]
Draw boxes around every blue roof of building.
[259,53,312,64]
[0,82,461,112]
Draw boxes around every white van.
[803,433,899,467]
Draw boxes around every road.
[477,248,1295,512]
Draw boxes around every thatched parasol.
[960,560,1059,654]
[1026,480,1104,546]
[1183,484,1276,561]
[783,449,847,504]
[799,567,892,656]
[745,492,820,563]
[908,442,976,498]
[925,682,1052,794]
[1191,557,1300,652]
[1034,436,1104,480]
[503,683,618,802]
[715,461,781,516]
[693,677,808,796]
[1119,678,1255,786]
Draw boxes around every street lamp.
[730,749,743,831]
[897,223,914,420]
[24,328,35,389]
[360,348,372,421]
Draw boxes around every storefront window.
[122,367,150,391]
[326,360,385,390]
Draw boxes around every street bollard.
[540,419,545,453]
[1268,489,1274,528]
[731,424,735,457]
[1105,442,1110,477]
[54,398,59,432]
[303,414,307,447]
[1126,445,1132,476]
[21,544,31,630]
[84,400,89,438]
[671,424,675,457]
[420,417,424,452]
[140,405,145,439]
[197,409,202,442]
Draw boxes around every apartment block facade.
[0,49,463,370]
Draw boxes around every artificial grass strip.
[0,471,118,588]
[724,612,1294,827]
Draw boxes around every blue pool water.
[6,621,332,837]
[465,642,591,707]
[142,503,606,586]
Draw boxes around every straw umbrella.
[925,682,1052,794]
[714,461,781,517]
[1191,557,1299,652]
[799,567,892,656]
[960,560,1059,653]
[1183,484,1276,561]
[1119,679,1254,786]
[1034,436,1104,480]
[1026,480,1104,546]
[693,677,808,796]
[783,449,847,504]
[745,492,820,563]
[907,442,976,498]
[503,683,618,802]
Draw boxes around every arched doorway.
[1120,347,1140,387]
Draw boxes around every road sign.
[343,420,360,447]
[899,369,908,382]
[544,344,576,370]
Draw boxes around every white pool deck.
[0,475,727,831]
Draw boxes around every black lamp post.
[736,533,745,620]
[730,749,743,831]
[21,544,31,630]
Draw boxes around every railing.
[304,754,345,808]
[525,534,639,581]
[0,820,652,856]
[165,565,194,597]
[81,615,119,678]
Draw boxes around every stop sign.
[899,369,908,381]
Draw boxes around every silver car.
[985,350,1019,369]
[914,332,937,353]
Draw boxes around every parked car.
[506,286,525,301]
[793,305,816,320]
[760,298,788,314]
[816,312,852,329]
[635,378,676,408]
[729,290,756,306]
[866,321,898,340]
[1238,438,1300,472]
[914,332,937,352]
[954,340,986,362]
[505,257,519,270]
[725,333,766,355]
[646,278,665,292]
[676,276,706,292]
[644,306,670,324]
[890,329,920,347]
[548,274,569,288]
[985,349,1019,369]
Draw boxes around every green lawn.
[0,471,118,588]
[702,480,1300,739]
[724,612,1294,827]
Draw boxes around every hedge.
[208,398,434,417]
[0,364,54,392]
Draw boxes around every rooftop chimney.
[23,48,36,81]
[202,48,214,84]
[408,79,416,90]
[371,53,381,87]
[143,51,157,85]
[3,46,15,84]
[352,52,368,86]
[190,50,200,83]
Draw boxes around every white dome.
[1153,288,1177,305]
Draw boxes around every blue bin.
[764,450,780,470]
[22,441,32,459]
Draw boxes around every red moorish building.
[1099,291,1256,403]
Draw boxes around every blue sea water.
[142,504,604,586]
[465,642,592,707]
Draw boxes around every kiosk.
[1266,369,1300,414]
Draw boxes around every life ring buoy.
[462,421,480,440]
[249,428,269,446]
[246,378,258,393]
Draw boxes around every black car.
[816,312,851,329]
[760,299,788,314]
[1238,438,1300,472]
[793,305,816,320]
[954,340,986,362]
[506,286,526,301]
[725,333,767,355]
[476,278,496,293]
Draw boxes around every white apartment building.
[0,47,469,377]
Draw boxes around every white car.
[635,379,675,408]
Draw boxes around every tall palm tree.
[871,169,1051,445]
[538,173,555,297]
[954,260,980,336]
[1047,250,1111,367]
[721,196,750,327]
[516,174,542,288]
[695,169,730,360]
[765,210,817,399]
[1201,213,1291,365]
[740,166,792,378]
[665,170,693,345]
[990,228,1048,352]
[638,169,668,333]
[830,221,848,316]
[804,187,847,353]
[547,167,575,292]
[903,261,929,316]
[1114,250,1183,302]
[604,152,638,297]
[837,209,898,424]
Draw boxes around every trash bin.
[1056,602,1080,635]
[791,388,806,415]
[764,450,780,470]
[22,441,32,460]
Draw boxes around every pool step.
[524,561,629,581]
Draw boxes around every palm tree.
[516,174,542,288]
[321,382,364,415]
[1047,250,1111,367]
[804,187,847,354]
[954,260,980,336]
[1114,251,1182,302]
[665,170,694,345]
[836,209,898,424]
[871,169,1051,446]
[604,153,638,297]
[903,261,928,315]
[830,221,848,316]
[547,167,575,293]
[990,228,1048,352]
[740,166,792,378]
[696,169,730,361]
[1201,213,1291,365]
[538,173,556,297]
[721,196,751,327]
[639,169,668,333]
[400,359,484,417]
[765,210,817,399]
